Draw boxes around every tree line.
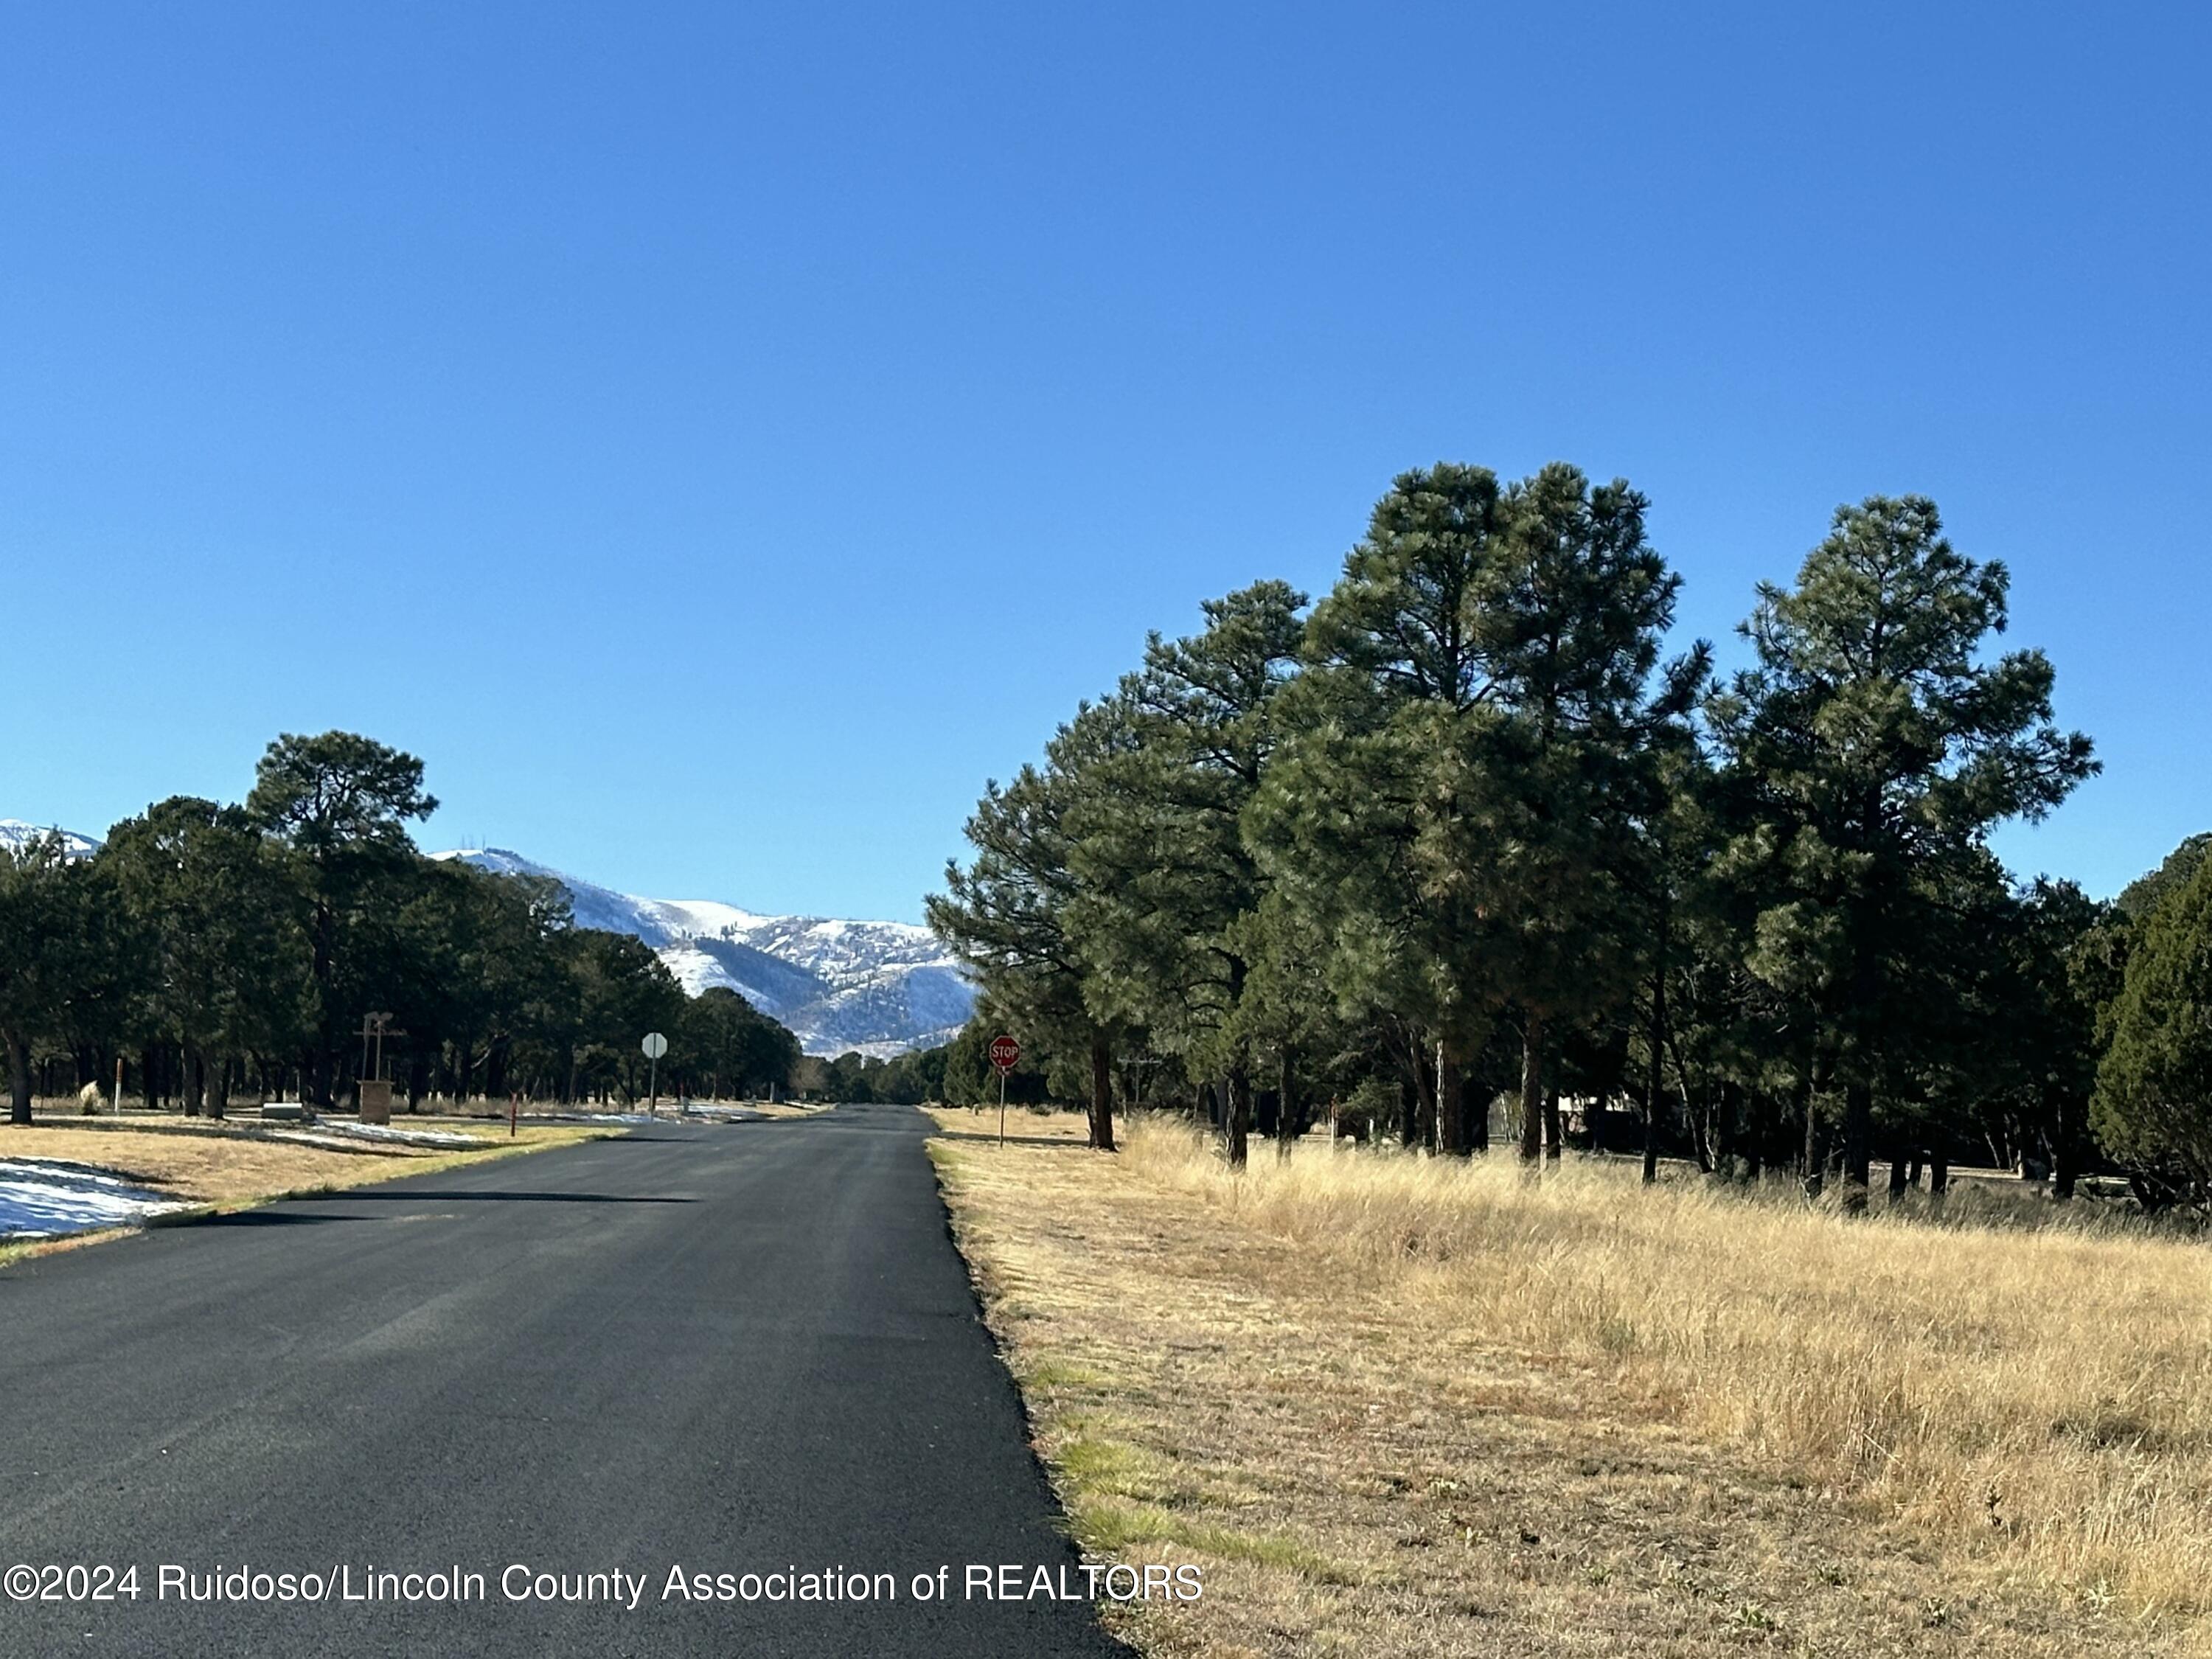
[0,731,801,1122]
[931,462,2212,1213]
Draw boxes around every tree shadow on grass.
[930,1129,1102,1151]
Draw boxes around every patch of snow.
[518,1111,663,1125]
[0,1158,194,1238]
[279,1122,482,1150]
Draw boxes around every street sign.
[988,1034,1020,1150]
[641,1032,668,1060]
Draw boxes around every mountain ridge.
[435,848,972,1058]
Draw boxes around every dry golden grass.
[927,1108,2212,1658]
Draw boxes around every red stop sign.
[988,1034,1020,1074]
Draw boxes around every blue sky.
[4,3,2204,922]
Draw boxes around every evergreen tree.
[1068,581,1306,1166]
[2093,855,2212,1208]
[246,731,439,1105]
[928,698,1135,1150]
[1710,496,2096,1206]
[0,835,109,1122]
[1256,464,1695,1158]
[102,799,310,1119]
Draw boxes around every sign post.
[641,1031,668,1114]
[988,1034,1020,1147]
[356,1012,403,1124]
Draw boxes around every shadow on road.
[328,1192,698,1204]
[195,1211,361,1226]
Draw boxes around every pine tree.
[928,698,1135,1150]
[246,731,438,1105]
[1067,582,1306,1166]
[2093,855,2212,1208]
[1711,496,2096,1207]
[0,834,105,1122]
[103,798,311,1119]
[1255,464,1696,1158]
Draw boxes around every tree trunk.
[1642,975,1666,1184]
[1409,1037,1438,1151]
[1088,1033,1116,1152]
[7,1034,30,1124]
[1887,1141,1910,1198]
[182,1047,205,1118]
[1436,1038,1464,1157]
[2051,1086,2079,1200]
[455,1037,475,1108]
[1842,1078,1873,1212]
[1543,1085,1563,1162]
[206,1052,229,1121]
[1517,1011,1545,1164]
[1225,1065,1251,1169]
[1799,1069,1820,1188]
[1274,1043,1298,1160]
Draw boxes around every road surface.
[0,1104,1130,1657]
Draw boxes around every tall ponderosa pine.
[1711,496,2095,1206]
[0,835,108,1122]
[103,798,310,1119]
[1068,582,1305,1166]
[246,731,438,1105]
[2093,855,2212,1208]
[928,698,1135,1151]
[1256,463,1694,1158]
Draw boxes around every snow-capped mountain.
[0,820,101,859]
[435,848,971,1058]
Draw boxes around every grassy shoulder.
[0,1117,619,1270]
[925,1107,2208,1658]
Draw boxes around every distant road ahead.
[0,1105,1127,1658]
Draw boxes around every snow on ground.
[273,1122,483,1150]
[0,1158,195,1239]
[519,1111,663,1125]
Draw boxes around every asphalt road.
[0,1104,1130,1657]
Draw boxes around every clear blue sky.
[4,4,2204,922]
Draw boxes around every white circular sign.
[641,1032,668,1060]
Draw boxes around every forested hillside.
[933,463,2212,1214]
[0,734,801,1119]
